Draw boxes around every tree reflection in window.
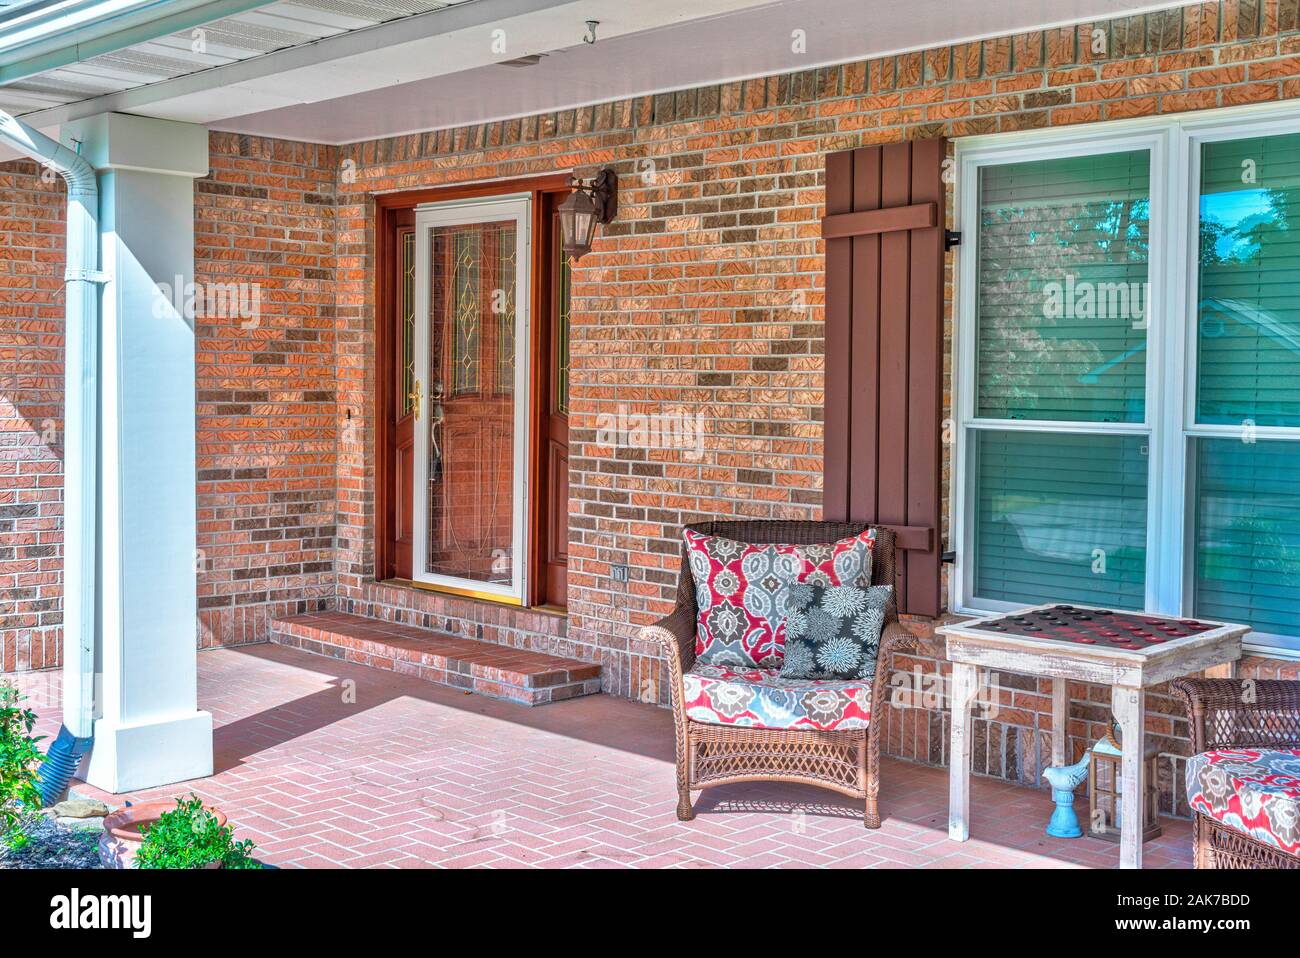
[977,151,1151,424]
[1198,134,1300,427]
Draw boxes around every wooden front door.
[376,175,572,608]
[427,222,517,583]
[411,197,530,601]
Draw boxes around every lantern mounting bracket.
[572,168,617,224]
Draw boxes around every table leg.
[948,662,979,842]
[1051,679,1069,767]
[1112,685,1146,870]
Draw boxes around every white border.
[952,100,1300,657]
[411,193,532,602]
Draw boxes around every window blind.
[977,151,1150,423]
[1193,438,1300,641]
[1198,134,1300,427]
[1195,134,1300,650]
[973,430,1148,608]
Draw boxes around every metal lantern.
[1087,724,1162,843]
[558,168,617,260]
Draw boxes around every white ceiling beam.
[13,0,572,126]
[0,0,276,80]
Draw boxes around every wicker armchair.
[643,521,917,828]
[1171,678,1300,869]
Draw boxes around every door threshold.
[381,577,522,606]
[379,578,566,617]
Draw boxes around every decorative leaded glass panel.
[401,230,416,415]
[451,229,481,396]
[557,252,571,415]
[495,228,516,395]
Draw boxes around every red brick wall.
[0,159,65,672]
[194,134,340,647]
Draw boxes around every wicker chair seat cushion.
[684,527,876,669]
[1186,747,1300,856]
[682,662,872,731]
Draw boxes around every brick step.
[269,611,600,706]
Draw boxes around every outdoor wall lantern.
[559,168,617,260]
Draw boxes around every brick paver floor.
[15,644,1193,868]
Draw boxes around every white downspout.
[0,111,101,801]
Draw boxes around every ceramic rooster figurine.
[1042,752,1091,838]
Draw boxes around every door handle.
[430,401,443,482]
[408,379,422,419]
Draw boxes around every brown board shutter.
[823,138,946,617]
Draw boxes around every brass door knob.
[407,379,422,418]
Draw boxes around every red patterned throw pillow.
[684,527,877,668]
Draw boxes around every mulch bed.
[0,815,103,869]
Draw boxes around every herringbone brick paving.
[18,645,1191,868]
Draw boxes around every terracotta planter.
[98,802,228,869]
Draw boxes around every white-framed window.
[953,103,1300,657]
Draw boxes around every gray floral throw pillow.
[779,583,892,681]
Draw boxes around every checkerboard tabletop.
[969,603,1220,652]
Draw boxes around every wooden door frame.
[374,173,571,603]
[530,190,567,609]
[382,207,416,579]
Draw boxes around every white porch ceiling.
[0,0,475,116]
[213,0,1200,145]
[0,0,783,122]
[0,0,1198,149]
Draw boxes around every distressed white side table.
[935,604,1247,869]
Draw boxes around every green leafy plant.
[134,795,260,869]
[0,681,44,849]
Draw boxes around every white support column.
[67,113,213,793]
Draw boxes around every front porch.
[7,0,1300,875]
[18,645,1192,868]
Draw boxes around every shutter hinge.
[941,550,956,564]
[944,230,962,251]
[65,267,110,284]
